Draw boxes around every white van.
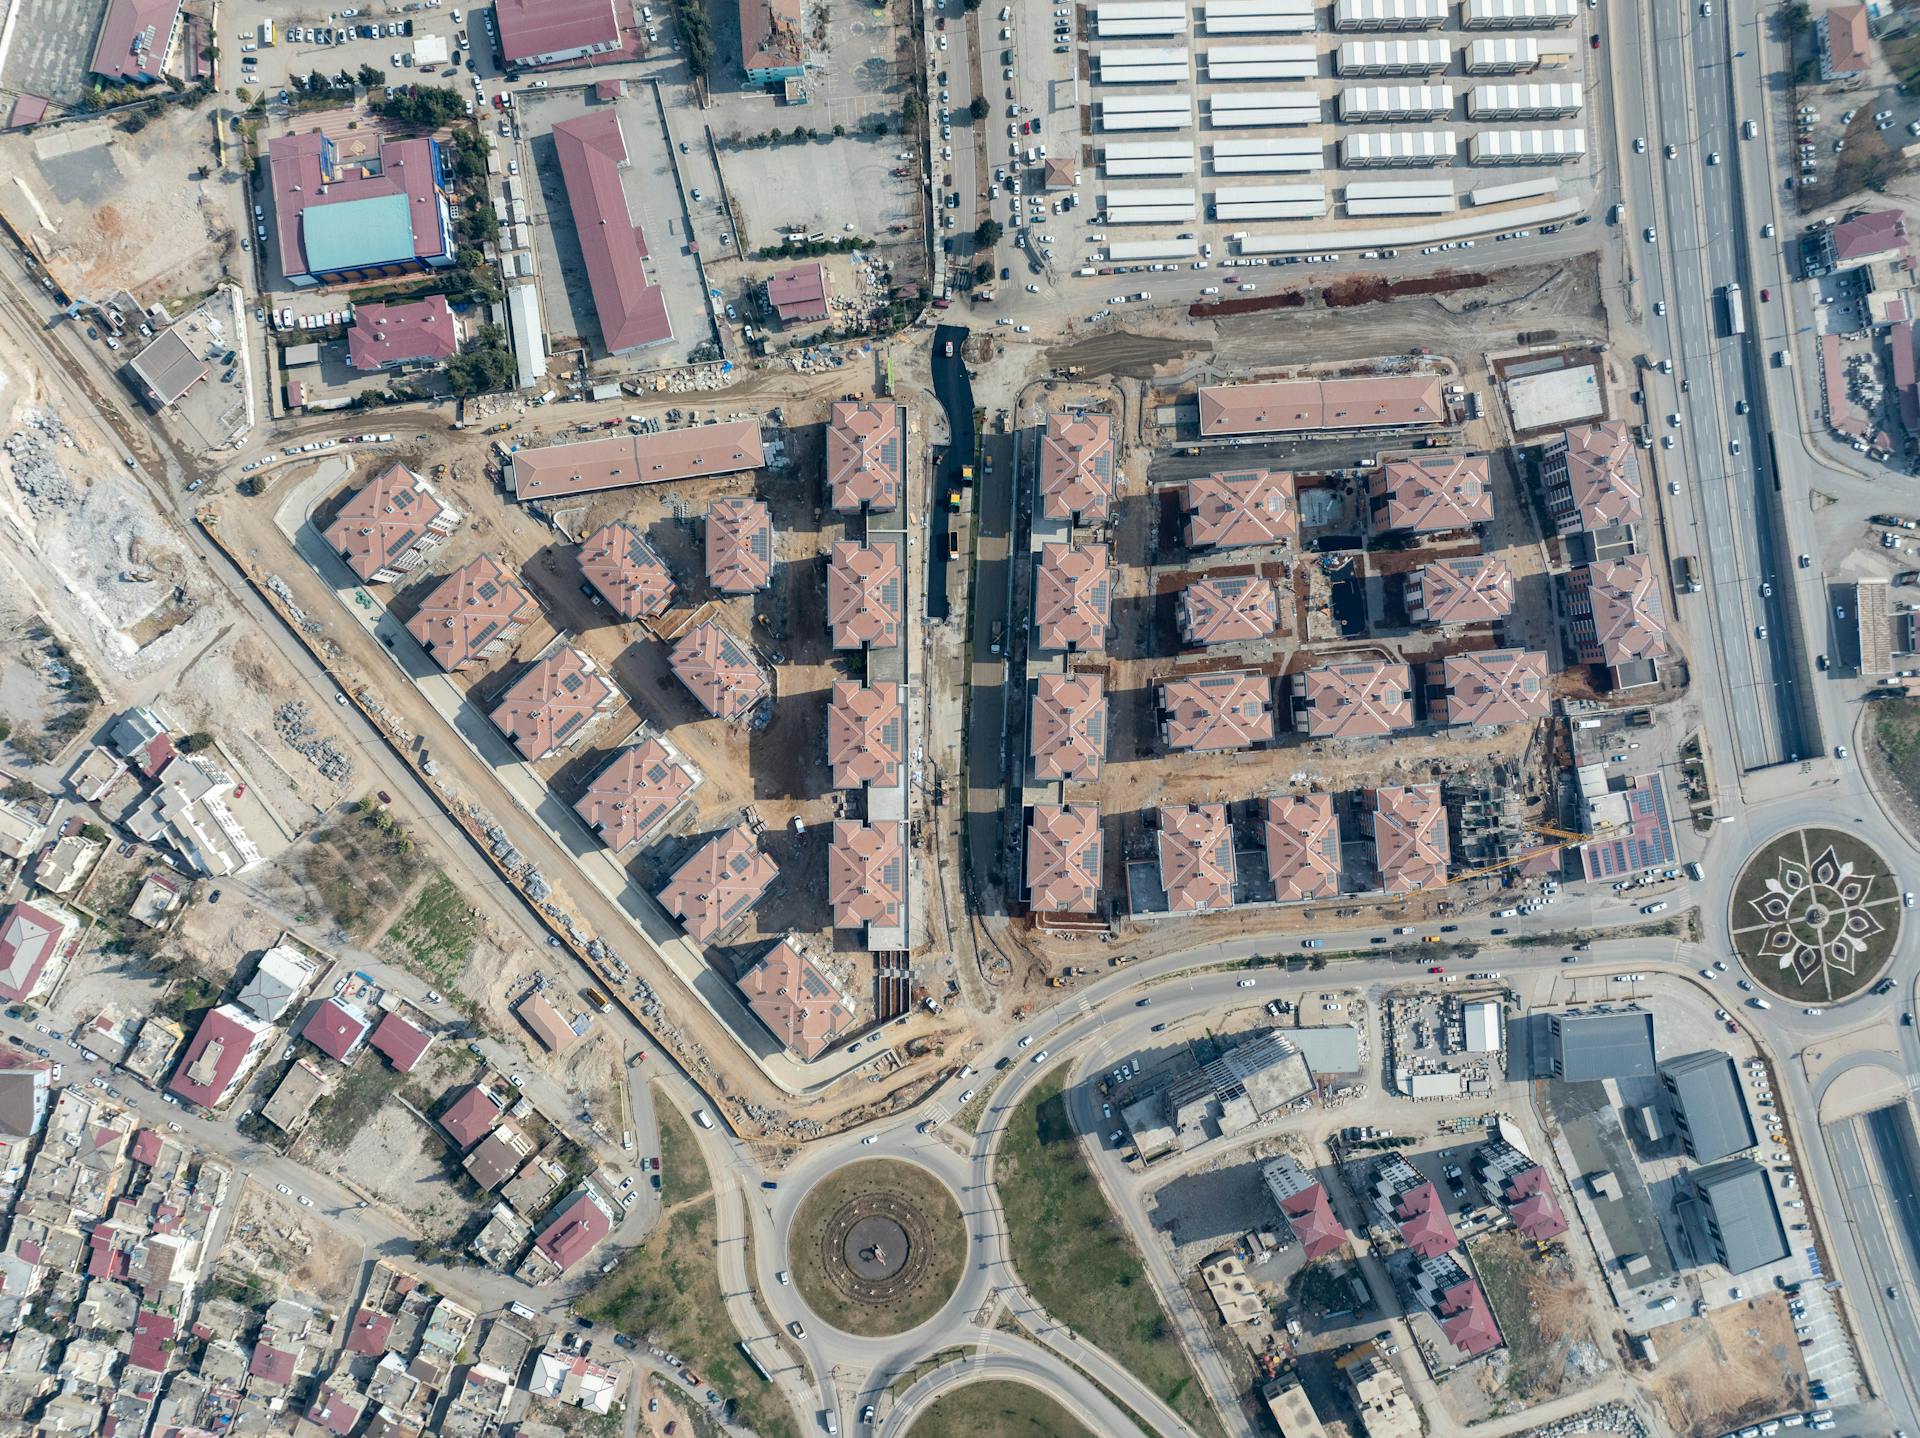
[693,1109,714,1129]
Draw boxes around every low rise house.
[1295,661,1415,739]
[669,621,771,722]
[439,1085,504,1152]
[302,998,370,1063]
[827,541,902,650]
[1433,649,1549,727]
[0,900,78,1004]
[463,1123,534,1191]
[1265,794,1340,902]
[527,1187,615,1279]
[1183,468,1297,549]
[1540,422,1642,537]
[166,1006,273,1110]
[1178,574,1279,646]
[827,821,905,934]
[706,497,774,594]
[1038,412,1115,524]
[826,682,903,790]
[1370,454,1493,534]
[1404,555,1513,627]
[1025,803,1103,914]
[766,263,831,323]
[515,990,578,1053]
[826,400,906,513]
[1033,543,1112,653]
[656,827,779,944]
[490,648,617,761]
[1370,784,1449,893]
[1157,803,1235,914]
[737,937,855,1060]
[573,738,700,854]
[577,522,674,620]
[1160,671,1275,752]
[1030,673,1107,781]
[1817,2,1870,82]
[405,557,535,672]
[235,943,317,1023]
[322,463,462,584]
[368,1011,433,1074]
[345,296,460,371]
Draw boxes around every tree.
[235,86,253,104]
[970,95,989,121]
[178,732,214,753]
[902,92,926,129]
[447,325,514,398]
[357,64,386,87]
[78,822,108,844]
[0,780,35,804]
[974,219,1003,247]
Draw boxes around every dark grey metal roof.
[1549,1008,1656,1081]
[1660,1050,1757,1162]
[1692,1157,1788,1274]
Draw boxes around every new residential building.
[826,401,906,513]
[826,682,903,790]
[1033,543,1112,652]
[1160,671,1274,752]
[1433,649,1549,727]
[669,621,770,721]
[323,463,461,584]
[827,541,902,650]
[1038,413,1116,524]
[706,497,775,594]
[1025,803,1103,914]
[577,522,674,619]
[1031,674,1107,781]
[1404,555,1513,627]
[1295,661,1414,738]
[827,821,905,934]
[1265,794,1340,901]
[1370,454,1494,534]
[737,937,854,1059]
[572,738,701,853]
[1158,803,1235,914]
[1370,784,1448,893]
[1565,555,1668,689]
[489,648,617,761]
[1184,468,1297,549]
[1198,376,1447,436]
[656,827,779,943]
[406,557,535,671]
[1540,422,1643,536]
[1178,574,1278,646]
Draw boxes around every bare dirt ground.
[225,1179,367,1307]
[175,890,294,986]
[331,1103,474,1240]
[1646,1296,1807,1438]
[560,1027,627,1123]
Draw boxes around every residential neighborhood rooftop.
[669,621,770,722]
[738,938,854,1060]
[1030,673,1108,781]
[1158,803,1236,914]
[1296,661,1415,739]
[1160,671,1275,752]
[706,497,775,594]
[1038,412,1116,523]
[1026,803,1104,914]
[1034,543,1112,653]
[507,423,764,501]
[826,400,905,513]
[656,827,780,944]
[1371,784,1449,893]
[1184,468,1299,550]
[1198,376,1447,436]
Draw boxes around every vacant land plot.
[655,1094,706,1209]
[305,1053,408,1154]
[997,1071,1226,1438]
[582,1145,796,1438]
[1647,1296,1806,1438]
[226,1180,366,1307]
[1468,1231,1601,1403]
[788,1158,965,1338]
[384,874,478,987]
[904,1381,1098,1438]
[331,1101,473,1241]
[300,804,421,940]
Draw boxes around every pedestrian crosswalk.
[923,1100,951,1126]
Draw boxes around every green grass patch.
[301,803,420,940]
[998,1071,1227,1438]
[307,1054,406,1153]
[1468,1232,1555,1397]
[904,1380,1100,1438]
[655,1094,708,1209]
[788,1159,966,1338]
[582,1139,797,1438]
[383,873,476,985]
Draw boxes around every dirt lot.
[0,108,235,304]
[224,1178,368,1307]
[330,1102,476,1241]
[1646,1295,1808,1438]
[1468,1231,1608,1404]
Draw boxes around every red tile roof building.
[1025,803,1103,914]
[1372,455,1495,533]
[551,111,672,355]
[495,0,624,66]
[1198,376,1447,436]
[0,900,77,1004]
[766,262,831,323]
[1405,554,1513,627]
[489,648,617,761]
[826,682,903,790]
[706,497,774,594]
[304,998,370,1062]
[534,1188,615,1273]
[1296,661,1415,738]
[1183,469,1298,549]
[826,401,905,513]
[166,1005,273,1109]
[1265,1156,1347,1258]
[1264,794,1340,902]
[1033,543,1112,653]
[1370,784,1449,893]
[1030,673,1107,781]
[573,739,700,853]
[738,938,853,1060]
[1160,670,1275,752]
[1178,574,1279,646]
[827,821,905,932]
[307,1387,365,1436]
[516,989,578,1052]
[1158,803,1236,914]
[440,1085,503,1150]
[1417,1256,1502,1357]
[577,522,674,619]
[1541,422,1643,535]
[1038,413,1115,524]
[740,0,806,82]
[507,423,764,501]
[346,1309,394,1357]
[405,557,535,671]
[345,296,459,370]
[1373,1155,1458,1259]
[324,463,461,584]
[1566,555,1669,674]
[265,132,451,288]
[669,621,770,721]
[128,1309,175,1372]
[1822,207,1907,265]
[656,827,779,943]
[1818,3,1871,80]
[828,541,902,650]
[368,1012,433,1074]
[1476,1140,1570,1241]
[1435,649,1550,727]
[88,0,182,82]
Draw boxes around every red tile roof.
[128,1309,175,1373]
[738,938,854,1060]
[346,1309,394,1357]
[516,990,577,1052]
[826,682,903,789]
[1280,1183,1346,1259]
[1830,206,1906,262]
[1026,803,1103,914]
[1374,455,1494,532]
[741,0,805,75]
[1033,543,1111,652]
[1371,784,1449,894]
[1297,661,1414,738]
[266,132,449,283]
[1392,1179,1458,1259]
[303,999,369,1062]
[368,1012,432,1074]
[167,1006,269,1109]
[1433,1273,1501,1355]
[535,1188,613,1273]
[656,827,779,943]
[669,621,770,721]
[89,0,182,81]
[1406,554,1513,626]
[1198,376,1447,436]
[1435,649,1549,726]
[1158,803,1236,914]
[1501,1164,1569,1240]
[1031,673,1107,781]
[1163,670,1276,752]
[1178,574,1278,646]
[766,262,831,322]
[495,0,621,64]
[489,647,615,760]
[1547,422,1642,534]
[550,111,672,355]
[323,463,459,583]
[1822,3,1870,75]
[249,1340,297,1386]
[130,1129,164,1167]
[827,541,902,649]
[347,296,459,370]
[405,556,534,671]
[578,522,674,619]
[1184,469,1298,549]
[573,739,699,853]
[508,424,764,500]
[826,401,905,512]
[1576,555,1669,668]
[439,1084,503,1151]
[307,1387,364,1437]
[0,901,72,1003]
[706,497,774,593]
[1039,413,1116,522]
[827,821,904,931]
[1265,793,1340,902]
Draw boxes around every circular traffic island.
[787,1158,966,1338]
[1730,827,1901,1004]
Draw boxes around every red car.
[1760,288,1771,301]
[1427,965,1445,974]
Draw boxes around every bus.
[1723,282,1746,336]
[259,19,274,44]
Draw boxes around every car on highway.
[1236,978,1257,988]
[1634,137,1646,152]
[1736,399,1749,414]
[1665,144,1677,159]
[861,1134,878,1145]
[1031,1049,1049,1063]
[1730,438,1742,454]
[276,1184,291,1195]
[1707,151,1720,165]
[788,1321,807,1339]
[1428,965,1445,974]
[298,1194,313,1207]
[1017,1035,1033,1048]
[1654,300,1666,315]
[1761,288,1770,301]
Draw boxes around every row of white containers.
[1091,0,1578,36]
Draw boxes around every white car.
[1236,978,1257,988]
[1804,1006,1824,1016]
[1018,1035,1033,1048]
[1654,300,1666,315]
[297,1194,313,1207]
[276,1183,292,1195]
[776,1270,790,1285]
[1031,1049,1050,1063]
[861,1134,879,1145]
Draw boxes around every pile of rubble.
[4,409,79,515]
[273,701,354,782]
[264,576,322,635]
[1517,1403,1649,1438]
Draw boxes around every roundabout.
[787,1158,966,1338]
[1729,826,1901,1003]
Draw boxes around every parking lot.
[231,0,497,99]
